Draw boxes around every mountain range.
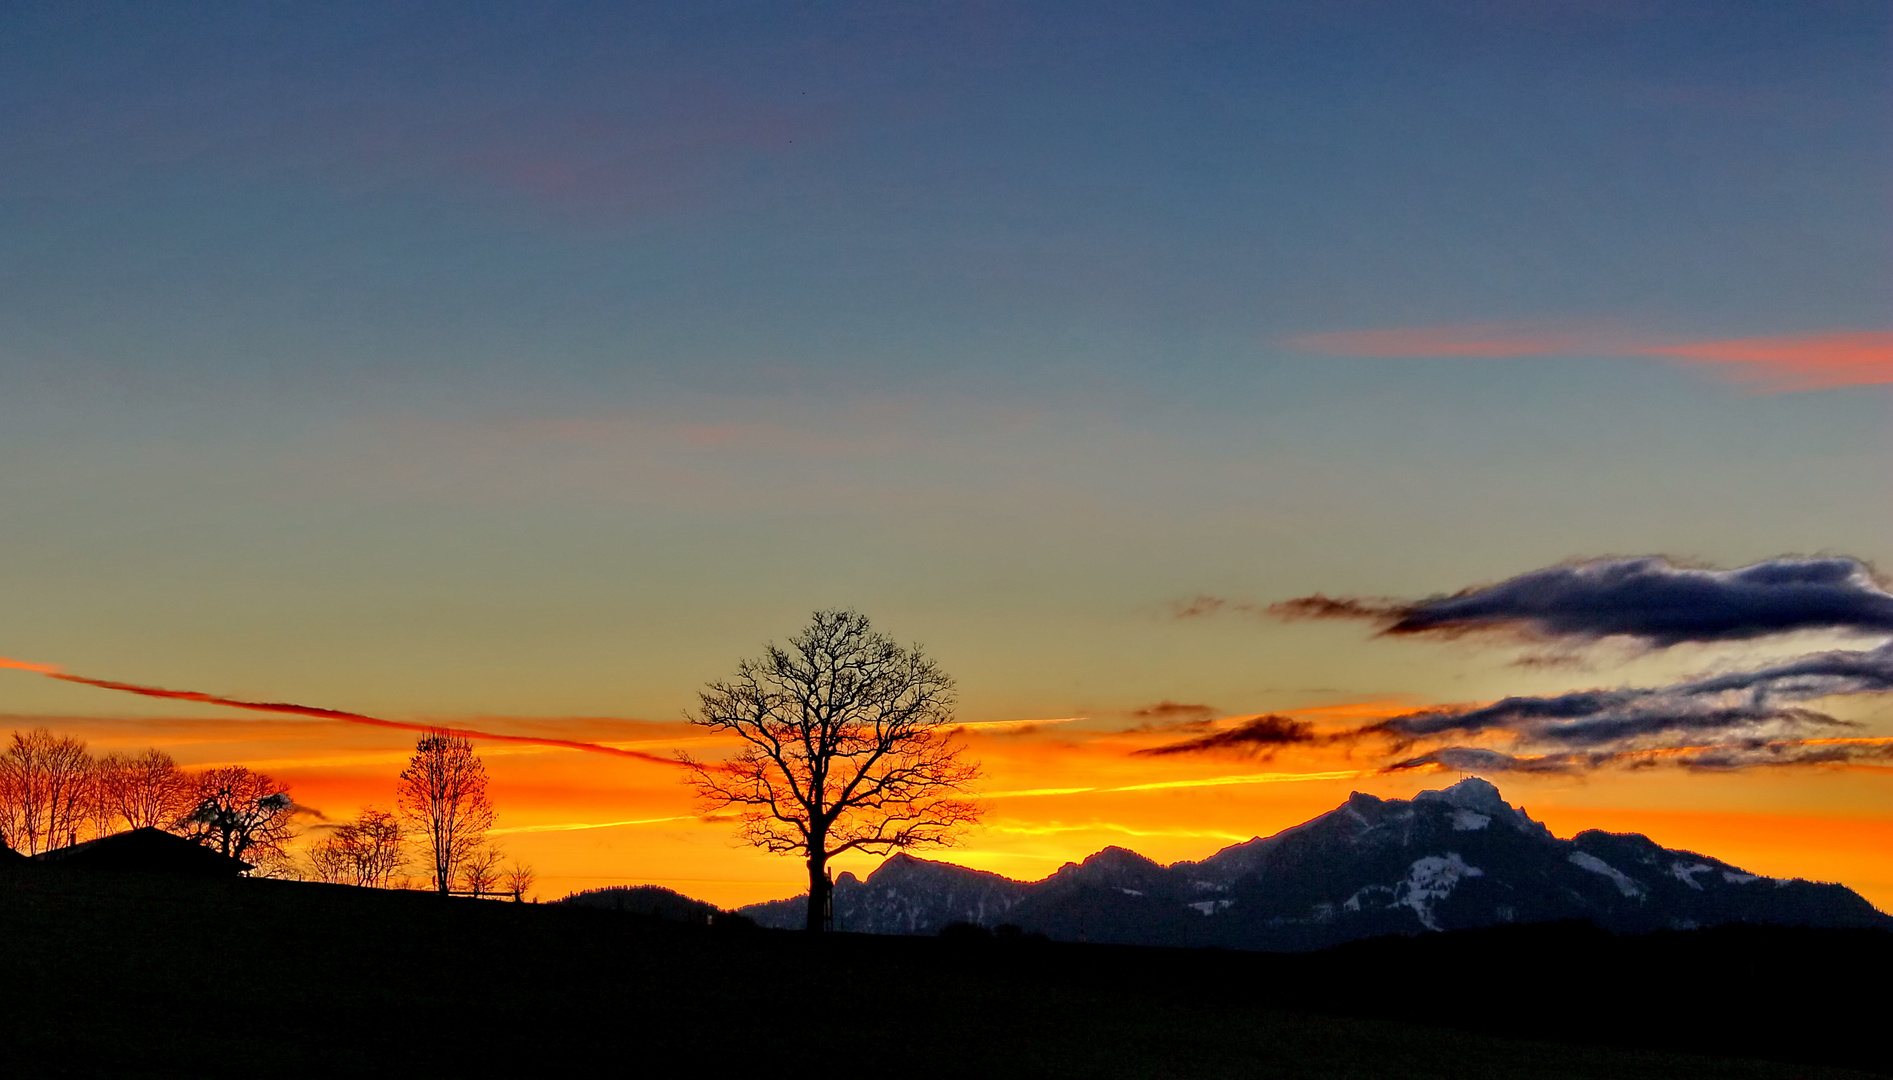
[740,778,1890,949]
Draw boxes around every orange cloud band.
[1641,332,1893,391]
[953,716,1083,732]
[489,815,696,835]
[1623,735,1893,761]
[0,655,682,767]
[1288,326,1893,392]
[0,656,63,674]
[986,768,1364,798]
[1390,736,1893,775]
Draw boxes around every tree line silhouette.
[2,608,977,923]
[0,727,299,871]
[0,726,532,898]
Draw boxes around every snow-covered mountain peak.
[1410,777,1552,839]
[1414,777,1509,815]
[743,785,1891,944]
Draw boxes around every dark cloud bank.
[1127,701,1219,726]
[1369,639,1893,774]
[1131,714,1315,758]
[1272,555,1893,646]
[1155,556,1893,774]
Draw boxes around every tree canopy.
[397,730,494,893]
[682,609,982,931]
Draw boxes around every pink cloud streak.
[1288,326,1893,392]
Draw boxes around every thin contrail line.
[0,655,683,766]
[489,816,696,835]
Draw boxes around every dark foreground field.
[1,867,1885,1079]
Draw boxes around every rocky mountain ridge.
[740,778,1890,949]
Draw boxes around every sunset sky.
[2,1,1889,909]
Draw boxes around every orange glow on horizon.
[3,689,1889,913]
[1529,806,1893,911]
[985,768,1366,799]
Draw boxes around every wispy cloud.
[1131,714,1317,758]
[985,768,1363,798]
[0,655,684,766]
[489,815,697,835]
[980,785,1101,798]
[1361,678,1893,776]
[1106,769,1366,792]
[1270,556,1893,648]
[1387,737,1893,776]
[1643,333,1893,392]
[951,716,1082,733]
[1169,596,1267,618]
[1261,555,1893,777]
[322,398,1052,513]
[1127,701,1218,725]
[1288,323,1600,358]
[1287,325,1893,393]
[0,656,63,674]
[1372,640,1893,747]
[985,821,1251,841]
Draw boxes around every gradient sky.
[3,1,1889,908]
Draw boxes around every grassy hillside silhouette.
[0,864,1884,1078]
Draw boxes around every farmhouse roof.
[32,827,253,876]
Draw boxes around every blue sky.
[1,0,1888,725]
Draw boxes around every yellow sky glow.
[3,697,1887,912]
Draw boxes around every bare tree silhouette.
[505,860,536,902]
[308,807,405,887]
[0,728,308,867]
[181,766,296,864]
[397,731,493,894]
[681,610,982,932]
[307,830,352,884]
[462,846,506,897]
[94,748,195,832]
[0,729,95,853]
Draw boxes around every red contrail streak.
[0,656,682,767]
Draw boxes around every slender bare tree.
[180,766,296,864]
[307,807,405,887]
[504,860,536,902]
[461,846,506,897]
[396,731,494,894]
[681,610,983,932]
[82,763,117,843]
[95,748,196,832]
[349,806,405,886]
[0,728,95,853]
[307,829,354,884]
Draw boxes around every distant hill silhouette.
[551,883,749,927]
[31,827,253,877]
[2,842,1888,1076]
[742,778,1891,947]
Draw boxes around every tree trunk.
[434,822,450,893]
[804,853,830,933]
